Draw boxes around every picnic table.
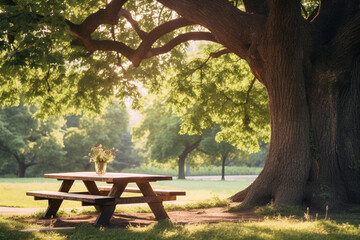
[26,172,185,226]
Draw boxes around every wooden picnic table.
[26,172,185,226]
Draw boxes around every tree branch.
[71,38,136,60]
[157,0,265,60]
[68,0,265,70]
[69,0,214,67]
[130,17,196,66]
[118,9,147,40]
[222,77,257,107]
[68,0,127,38]
[210,49,231,58]
[148,32,217,59]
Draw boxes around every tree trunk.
[221,154,227,181]
[231,7,360,208]
[17,161,26,178]
[178,154,186,179]
[336,57,360,203]
[232,1,312,206]
[178,139,201,179]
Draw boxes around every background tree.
[0,103,65,177]
[0,100,138,176]
[199,128,244,180]
[133,103,201,179]
[64,100,140,172]
[2,0,360,208]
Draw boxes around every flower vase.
[95,162,107,175]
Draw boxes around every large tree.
[2,0,360,208]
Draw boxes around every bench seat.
[26,191,115,204]
[98,186,186,196]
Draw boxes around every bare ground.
[19,203,265,228]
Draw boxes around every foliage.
[0,102,66,177]
[0,100,139,176]
[88,144,117,163]
[133,102,201,164]
[166,43,270,152]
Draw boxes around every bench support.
[83,180,102,212]
[94,181,128,226]
[43,180,74,218]
[136,182,169,219]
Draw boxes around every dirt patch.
[22,204,265,228]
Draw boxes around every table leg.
[43,180,74,218]
[136,182,169,220]
[83,180,101,211]
[94,182,128,226]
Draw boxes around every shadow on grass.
[1,215,360,240]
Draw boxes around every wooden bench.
[27,187,185,206]
[98,186,186,197]
[26,191,116,204]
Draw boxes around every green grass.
[0,178,252,208]
[1,215,359,240]
[254,202,304,217]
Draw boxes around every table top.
[44,172,173,183]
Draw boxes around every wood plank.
[116,196,176,204]
[26,191,115,204]
[82,196,176,206]
[44,172,172,183]
[98,186,186,196]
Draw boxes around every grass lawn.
[1,216,359,240]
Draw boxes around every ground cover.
[1,178,359,240]
[1,211,360,240]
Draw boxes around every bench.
[98,186,186,197]
[26,191,116,204]
[27,187,185,206]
